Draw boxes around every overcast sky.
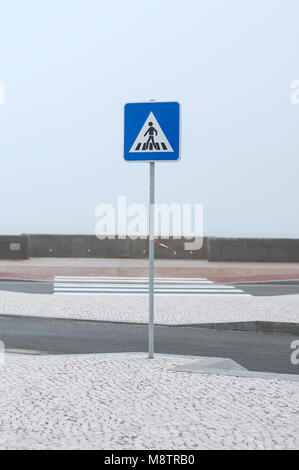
[0,0,298,237]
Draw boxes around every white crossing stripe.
[54,277,250,296]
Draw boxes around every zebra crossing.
[134,141,169,151]
[54,277,249,296]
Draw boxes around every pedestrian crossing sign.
[124,101,180,162]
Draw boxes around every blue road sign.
[124,101,180,162]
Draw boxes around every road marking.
[54,277,250,296]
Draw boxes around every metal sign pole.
[148,161,155,359]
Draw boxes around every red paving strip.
[1,270,299,284]
[0,272,53,282]
[208,274,299,283]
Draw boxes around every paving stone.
[0,353,298,450]
[0,290,299,324]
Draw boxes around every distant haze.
[0,0,298,237]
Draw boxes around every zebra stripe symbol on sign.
[129,112,174,153]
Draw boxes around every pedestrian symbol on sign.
[144,122,157,150]
[129,112,174,153]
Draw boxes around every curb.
[0,314,298,335]
[176,321,299,335]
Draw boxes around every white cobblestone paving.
[0,291,299,324]
[0,353,298,450]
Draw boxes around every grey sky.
[0,0,298,237]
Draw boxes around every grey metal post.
[148,162,155,358]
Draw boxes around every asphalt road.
[1,280,299,296]
[0,315,298,375]
[233,281,299,296]
[0,281,53,294]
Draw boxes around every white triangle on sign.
[129,112,174,153]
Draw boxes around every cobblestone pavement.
[0,353,298,450]
[0,290,299,324]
